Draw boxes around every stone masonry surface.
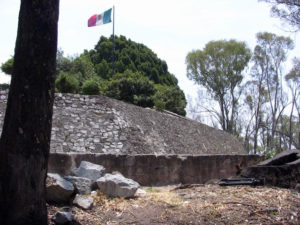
[0,90,246,155]
[48,153,262,185]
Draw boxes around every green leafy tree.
[70,54,97,85]
[103,70,155,107]
[153,98,166,112]
[243,80,268,153]
[56,35,187,115]
[186,39,251,133]
[1,58,14,75]
[95,59,110,79]
[285,58,300,149]
[253,32,294,152]
[81,79,100,95]
[56,48,72,73]
[55,72,79,93]
[89,35,179,86]
[55,52,97,94]
[275,114,299,151]
[154,85,187,116]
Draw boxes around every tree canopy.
[186,39,251,133]
[89,35,179,86]
[2,36,187,115]
[55,35,187,115]
[186,32,298,155]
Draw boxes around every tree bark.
[0,1,59,224]
[288,94,295,149]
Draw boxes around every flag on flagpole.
[88,8,112,27]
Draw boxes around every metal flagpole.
[112,5,115,76]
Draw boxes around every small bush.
[55,72,79,93]
[154,99,166,112]
[81,79,100,95]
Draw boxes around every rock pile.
[46,161,140,224]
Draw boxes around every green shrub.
[55,72,79,93]
[104,70,155,107]
[81,79,100,95]
[1,58,14,75]
[154,99,166,112]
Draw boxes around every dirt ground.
[48,184,300,225]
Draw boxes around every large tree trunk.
[0,1,59,224]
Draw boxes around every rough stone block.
[46,173,74,204]
[64,176,93,194]
[97,173,140,198]
[71,161,105,182]
[73,194,94,210]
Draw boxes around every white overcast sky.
[0,0,299,98]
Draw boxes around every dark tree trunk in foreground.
[0,0,59,224]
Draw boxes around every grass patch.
[148,192,184,207]
[145,187,161,193]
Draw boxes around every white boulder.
[73,194,94,210]
[97,173,140,198]
[70,161,105,182]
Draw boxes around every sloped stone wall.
[0,90,246,155]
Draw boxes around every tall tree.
[244,37,277,154]
[0,0,59,224]
[259,0,300,31]
[285,57,300,149]
[252,32,294,152]
[243,79,268,153]
[186,40,251,134]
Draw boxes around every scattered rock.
[52,211,73,225]
[136,188,147,194]
[97,173,140,198]
[73,194,94,210]
[70,161,105,183]
[46,173,75,204]
[64,176,92,194]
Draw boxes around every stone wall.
[49,153,262,185]
[0,90,246,155]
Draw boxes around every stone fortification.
[0,90,246,155]
[49,153,261,185]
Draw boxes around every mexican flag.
[88,8,112,27]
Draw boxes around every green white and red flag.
[88,8,112,27]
